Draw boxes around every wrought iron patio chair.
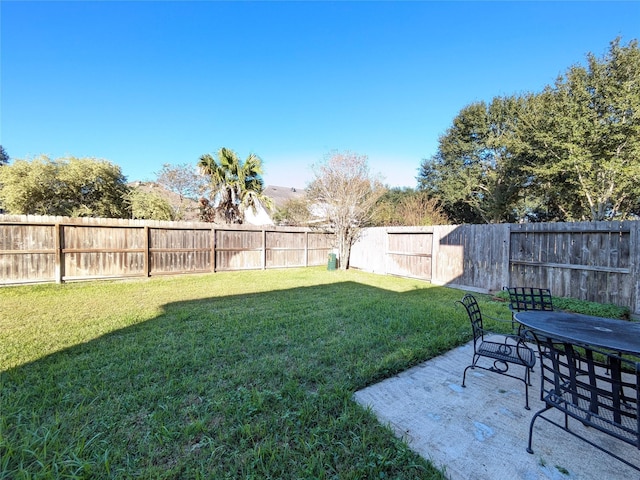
[505,287,568,372]
[526,332,640,471]
[458,293,536,409]
[505,286,554,333]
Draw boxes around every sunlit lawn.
[1,267,509,479]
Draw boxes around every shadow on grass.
[1,281,473,480]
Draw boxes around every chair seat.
[477,339,536,368]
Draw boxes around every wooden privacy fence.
[349,221,640,316]
[3,215,639,315]
[0,215,334,284]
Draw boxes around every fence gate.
[386,232,433,281]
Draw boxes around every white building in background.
[243,185,307,226]
[243,201,274,226]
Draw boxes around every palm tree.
[198,148,273,224]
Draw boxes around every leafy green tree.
[0,156,131,217]
[197,148,272,224]
[126,189,175,221]
[418,38,640,223]
[307,151,386,269]
[517,38,640,221]
[418,96,526,224]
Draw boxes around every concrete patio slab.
[354,341,640,480]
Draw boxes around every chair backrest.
[506,287,553,312]
[534,334,640,451]
[458,294,484,342]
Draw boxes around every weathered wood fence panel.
[306,232,335,266]
[63,226,147,280]
[150,227,212,275]
[350,221,640,315]
[266,231,306,268]
[347,228,387,273]
[215,229,264,271]
[0,223,57,283]
[0,215,333,283]
[508,222,634,308]
[431,224,509,293]
[386,230,433,280]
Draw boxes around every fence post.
[501,224,512,291]
[262,229,267,270]
[305,231,309,267]
[144,226,150,277]
[211,227,216,272]
[54,223,64,283]
[631,222,640,317]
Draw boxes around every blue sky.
[2,1,639,189]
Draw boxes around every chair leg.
[462,364,473,387]
[526,408,549,454]
[463,353,531,409]
[462,354,479,387]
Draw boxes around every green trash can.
[327,253,337,271]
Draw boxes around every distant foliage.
[0,156,131,218]
[372,188,449,226]
[518,38,640,221]
[272,198,313,226]
[126,188,175,221]
[198,197,217,222]
[418,96,525,224]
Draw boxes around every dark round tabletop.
[514,310,640,355]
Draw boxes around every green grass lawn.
[0,268,516,479]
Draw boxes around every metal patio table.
[514,310,640,471]
[514,311,640,356]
